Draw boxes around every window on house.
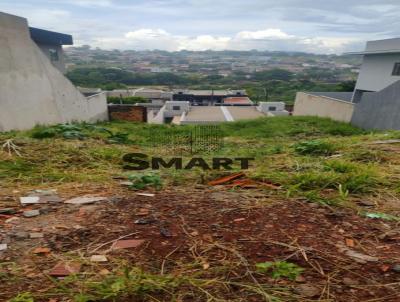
[392,63,400,76]
[49,48,59,62]
[173,106,181,110]
[268,106,276,111]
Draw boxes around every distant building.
[147,101,289,124]
[173,89,247,106]
[223,97,253,105]
[293,37,400,130]
[349,38,400,103]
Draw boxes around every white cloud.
[125,29,170,40]
[91,27,361,54]
[178,35,231,51]
[236,28,292,40]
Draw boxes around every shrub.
[294,140,335,156]
[323,160,357,173]
[128,173,162,190]
[256,261,304,280]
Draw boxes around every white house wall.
[355,53,400,92]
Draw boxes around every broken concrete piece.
[0,243,7,251]
[64,196,109,205]
[20,196,40,205]
[5,217,19,224]
[49,262,81,277]
[39,195,63,203]
[23,210,40,218]
[136,193,155,197]
[30,232,44,239]
[90,255,108,262]
[112,239,145,250]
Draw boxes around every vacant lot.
[1,117,400,302]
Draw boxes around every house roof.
[183,106,264,123]
[346,50,400,55]
[223,97,253,105]
[173,89,246,96]
[29,27,73,46]
[346,37,400,55]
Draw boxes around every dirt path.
[1,187,400,301]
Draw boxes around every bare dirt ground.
[1,185,400,301]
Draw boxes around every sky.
[1,0,400,54]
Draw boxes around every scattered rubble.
[1,190,400,301]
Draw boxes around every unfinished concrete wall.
[37,44,66,74]
[0,12,108,132]
[351,80,400,130]
[293,92,354,122]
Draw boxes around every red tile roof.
[223,97,253,104]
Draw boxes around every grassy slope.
[1,116,399,213]
[3,116,400,301]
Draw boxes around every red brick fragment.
[49,262,81,277]
[208,172,245,186]
[112,239,145,250]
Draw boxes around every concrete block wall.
[0,12,108,132]
[293,92,354,122]
[351,80,400,130]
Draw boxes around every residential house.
[293,37,400,129]
[172,89,247,106]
